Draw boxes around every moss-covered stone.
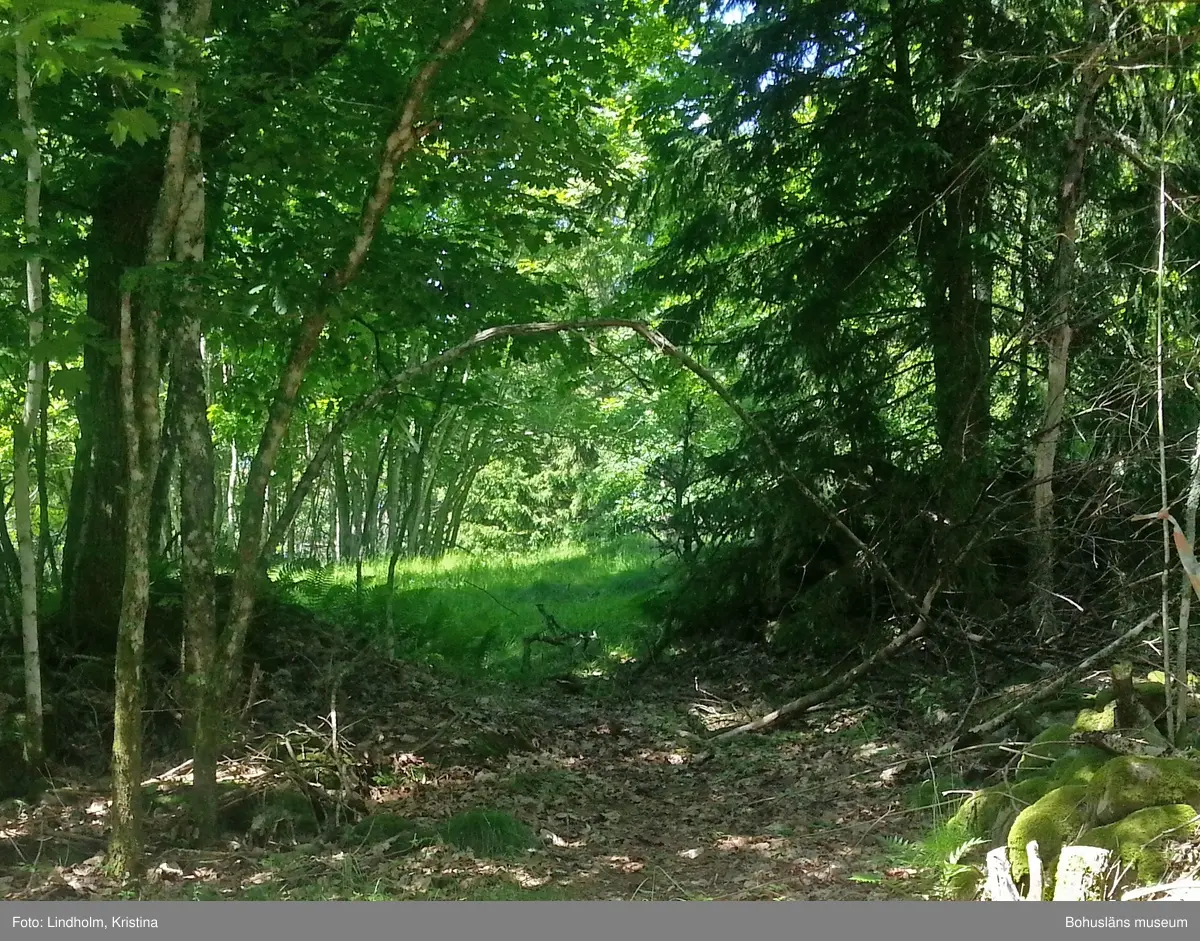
[951,776,1056,841]
[1045,746,1112,787]
[990,777,1057,844]
[1007,785,1089,888]
[1080,804,1200,882]
[952,790,1011,839]
[1087,756,1200,826]
[244,787,323,843]
[1073,701,1118,732]
[1016,725,1074,780]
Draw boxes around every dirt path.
[1,652,929,900]
[376,666,927,900]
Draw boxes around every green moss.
[1007,785,1089,889]
[1046,746,1113,787]
[1016,725,1074,780]
[1081,804,1200,882]
[1087,756,1200,826]
[952,790,1010,838]
[990,777,1057,844]
[1073,701,1118,732]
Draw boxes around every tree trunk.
[13,33,45,769]
[1031,48,1107,636]
[406,406,456,557]
[171,121,220,840]
[37,365,57,588]
[924,6,992,600]
[401,424,427,558]
[334,439,353,561]
[59,391,92,608]
[447,459,486,551]
[150,383,180,560]
[226,437,238,540]
[110,0,212,878]
[0,478,18,643]
[429,430,475,556]
[109,287,162,878]
[65,156,160,653]
[361,429,388,557]
[386,422,404,554]
[356,428,388,593]
[384,530,405,655]
[1175,421,1200,741]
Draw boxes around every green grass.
[270,539,662,681]
[437,809,538,857]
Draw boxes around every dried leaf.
[1172,527,1200,598]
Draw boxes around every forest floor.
[0,545,938,901]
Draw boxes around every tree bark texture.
[14,33,45,768]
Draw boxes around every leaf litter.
[0,613,926,901]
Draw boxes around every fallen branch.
[711,580,941,742]
[521,604,596,670]
[960,611,1159,743]
[1123,878,1200,901]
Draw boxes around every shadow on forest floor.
[0,546,931,900]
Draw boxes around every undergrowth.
[885,775,981,898]
[269,540,662,681]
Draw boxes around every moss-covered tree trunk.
[109,287,161,878]
[110,0,212,876]
[171,119,220,839]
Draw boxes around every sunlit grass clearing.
[270,539,662,680]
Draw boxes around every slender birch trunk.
[13,33,45,769]
[1178,424,1200,741]
[1152,164,1177,742]
[1030,51,1106,637]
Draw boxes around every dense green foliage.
[4,0,1200,891]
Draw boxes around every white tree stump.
[1053,845,1111,901]
[1026,841,1044,901]
[984,846,1022,900]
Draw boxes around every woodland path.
[1,643,925,901]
